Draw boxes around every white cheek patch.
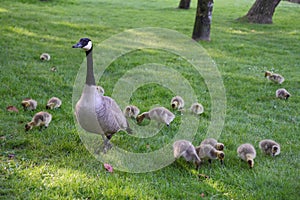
[83,41,92,51]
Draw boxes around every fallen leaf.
[104,163,113,173]
[6,106,19,113]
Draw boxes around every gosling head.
[265,71,272,77]
[21,101,30,110]
[46,103,54,109]
[171,101,178,109]
[216,143,224,151]
[40,53,50,61]
[72,38,92,52]
[136,114,145,124]
[272,145,280,157]
[25,123,33,131]
[247,159,254,169]
[217,152,225,165]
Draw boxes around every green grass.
[1,0,299,199]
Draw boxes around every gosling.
[96,86,105,95]
[124,105,140,119]
[196,144,225,166]
[21,98,37,111]
[276,88,290,100]
[190,103,204,115]
[171,96,184,111]
[237,143,256,169]
[265,71,284,84]
[259,139,280,157]
[25,111,52,131]
[46,97,62,109]
[173,140,201,169]
[136,107,175,126]
[200,138,224,151]
[40,53,51,61]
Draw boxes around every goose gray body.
[46,97,62,109]
[73,38,131,150]
[265,71,284,84]
[276,88,290,100]
[124,105,140,119]
[196,144,225,165]
[259,139,280,157]
[137,106,175,126]
[237,143,256,168]
[21,98,37,111]
[200,138,224,151]
[173,140,201,169]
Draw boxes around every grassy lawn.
[1,0,299,199]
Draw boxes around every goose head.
[72,38,93,52]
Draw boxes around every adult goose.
[73,38,132,152]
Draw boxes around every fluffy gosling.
[237,143,256,169]
[21,98,37,111]
[173,140,201,169]
[259,139,280,157]
[196,144,225,166]
[136,107,175,126]
[200,138,224,151]
[96,86,105,95]
[276,88,290,100]
[171,96,184,110]
[265,71,284,84]
[46,97,62,109]
[124,105,140,119]
[190,103,204,115]
[25,111,52,131]
[40,53,51,61]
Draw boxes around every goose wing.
[95,96,130,137]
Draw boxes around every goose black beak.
[72,43,83,48]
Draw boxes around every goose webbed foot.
[102,138,113,154]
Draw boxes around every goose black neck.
[85,48,96,86]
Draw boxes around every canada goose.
[171,96,184,110]
[124,105,140,119]
[259,139,280,157]
[265,71,284,84]
[73,38,132,152]
[21,98,37,111]
[173,140,201,169]
[190,103,204,115]
[200,138,224,151]
[237,143,256,168]
[25,111,52,131]
[40,53,51,61]
[136,106,175,126]
[46,97,62,109]
[276,88,290,100]
[196,144,224,166]
[96,86,105,95]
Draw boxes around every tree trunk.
[240,0,281,24]
[178,0,191,9]
[192,0,214,41]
